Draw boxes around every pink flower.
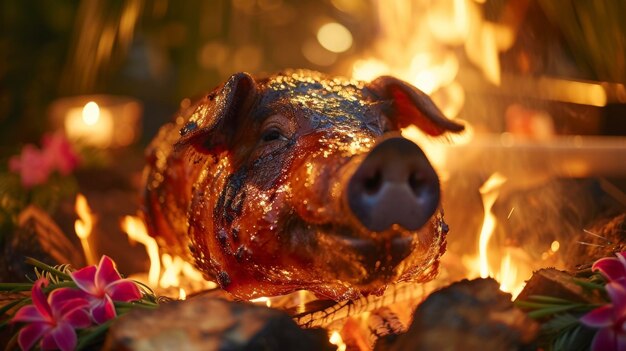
[70,255,142,324]
[42,132,80,175]
[593,252,626,286]
[581,282,626,351]
[12,278,91,351]
[9,144,53,188]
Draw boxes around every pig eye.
[261,128,288,143]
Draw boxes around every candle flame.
[75,194,97,265]
[82,101,100,126]
[179,288,187,300]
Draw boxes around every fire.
[475,173,528,298]
[120,215,217,298]
[329,331,347,351]
[250,296,272,308]
[478,173,507,278]
[121,215,160,287]
[74,194,97,265]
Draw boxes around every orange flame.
[475,173,528,299]
[121,215,161,287]
[75,194,97,265]
[329,331,347,351]
[120,215,217,298]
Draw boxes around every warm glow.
[120,215,218,296]
[250,296,272,308]
[121,215,161,287]
[82,101,100,125]
[329,331,347,351]
[551,240,560,252]
[65,101,114,148]
[317,22,353,53]
[75,194,97,265]
[478,173,507,278]
[472,174,529,299]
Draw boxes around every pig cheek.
[397,211,447,283]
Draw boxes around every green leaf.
[0,297,29,316]
[25,257,72,281]
[528,304,586,319]
[76,320,112,350]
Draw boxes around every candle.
[49,95,142,148]
[65,101,114,147]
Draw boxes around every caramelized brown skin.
[142,70,464,300]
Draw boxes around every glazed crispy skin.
[142,70,462,300]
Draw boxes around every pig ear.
[365,76,464,136]
[175,72,257,153]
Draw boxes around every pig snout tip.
[347,137,440,232]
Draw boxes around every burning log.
[0,205,84,282]
[516,268,603,305]
[566,213,626,270]
[103,295,334,351]
[387,278,538,351]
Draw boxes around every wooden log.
[516,268,603,304]
[388,278,539,351]
[0,205,84,282]
[103,296,334,351]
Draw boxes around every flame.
[82,102,100,126]
[478,173,507,278]
[75,194,97,265]
[250,296,272,308]
[121,215,161,287]
[329,331,347,351]
[474,174,528,299]
[120,215,217,297]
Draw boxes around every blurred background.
[2,0,626,147]
[1,0,626,299]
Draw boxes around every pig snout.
[347,137,440,232]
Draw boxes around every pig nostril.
[408,171,425,196]
[363,170,382,195]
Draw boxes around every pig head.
[142,70,464,300]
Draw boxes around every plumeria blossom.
[580,282,626,351]
[70,255,142,324]
[9,144,53,187]
[42,132,80,175]
[8,132,79,188]
[12,278,91,351]
[592,251,626,286]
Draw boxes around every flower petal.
[591,327,617,351]
[618,333,626,351]
[106,279,141,302]
[17,322,49,351]
[593,257,626,282]
[581,305,615,328]
[90,296,117,324]
[12,305,48,324]
[50,323,78,351]
[49,287,88,307]
[95,256,123,290]
[607,283,626,316]
[31,279,52,320]
[71,265,98,295]
[63,303,92,329]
